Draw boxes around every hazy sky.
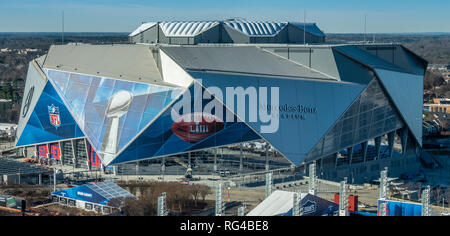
[1,0,449,33]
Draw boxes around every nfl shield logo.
[48,104,61,128]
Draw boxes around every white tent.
[248,190,338,216]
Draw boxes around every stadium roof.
[289,23,325,37]
[160,21,219,37]
[42,44,176,87]
[161,45,337,81]
[129,20,327,39]
[129,22,157,37]
[334,45,408,73]
[224,21,287,36]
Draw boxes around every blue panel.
[110,82,261,165]
[335,45,407,73]
[332,49,373,84]
[195,72,366,165]
[378,200,422,216]
[45,69,183,165]
[375,69,423,145]
[52,185,108,205]
[16,82,84,146]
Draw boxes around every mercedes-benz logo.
[22,86,34,118]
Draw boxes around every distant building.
[0,123,17,137]
[424,98,450,114]
[0,48,12,53]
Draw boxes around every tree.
[199,185,210,202]
[445,189,450,208]
[190,184,201,207]
[424,70,446,92]
[416,182,422,200]
[434,186,443,207]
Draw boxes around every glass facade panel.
[44,69,183,165]
[306,78,404,162]
[111,81,261,165]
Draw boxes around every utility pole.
[53,168,56,192]
[265,143,269,171]
[339,177,349,216]
[62,11,64,45]
[237,203,246,216]
[157,192,168,216]
[379,201,388,216]
[161,158,165,181]
[379,167,389,200]
[309,162,317,196]
[292,192,301,216]
[216,183,224,216]
[422,186,431,216]
[364,14,367,44]
[265,172,273,198]
[303,10,307,45]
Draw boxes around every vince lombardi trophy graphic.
[100,90,133,165]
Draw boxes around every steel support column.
[265,143,269,171]
[213,148,217,172]
[84,138,91,171]
[362,141,368,163]
[58,141,64,165]
[347,147,354,165]
[400,128,409,156]
[71,140,76,168]
[387,132,395,158]
[375,136,382,160]
[239,143,243,173]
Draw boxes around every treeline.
[424,70,450,100]
[112,181,211,216]
[0,53,33,83]
[327,34,450,65]
[0,79,24,102]
[0,33,128,51]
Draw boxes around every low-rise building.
[424,98,450,114]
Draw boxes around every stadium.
[15,20,427,184]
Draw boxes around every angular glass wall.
[44,69,183,165]
[111,81,262,165]
[16,81,85,146]
[306,78,405,162]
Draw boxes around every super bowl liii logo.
[261,103,317,121]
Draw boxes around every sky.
[0,0,449,33]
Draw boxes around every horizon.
[0,0,449,33]
[1,31,450,35]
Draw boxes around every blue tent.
[52,181,134,206]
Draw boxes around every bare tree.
[199,185,210,202]
[190,184,201,207]
[445,189,450,208]
[435,186,443,207]
[416,182,422,200]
